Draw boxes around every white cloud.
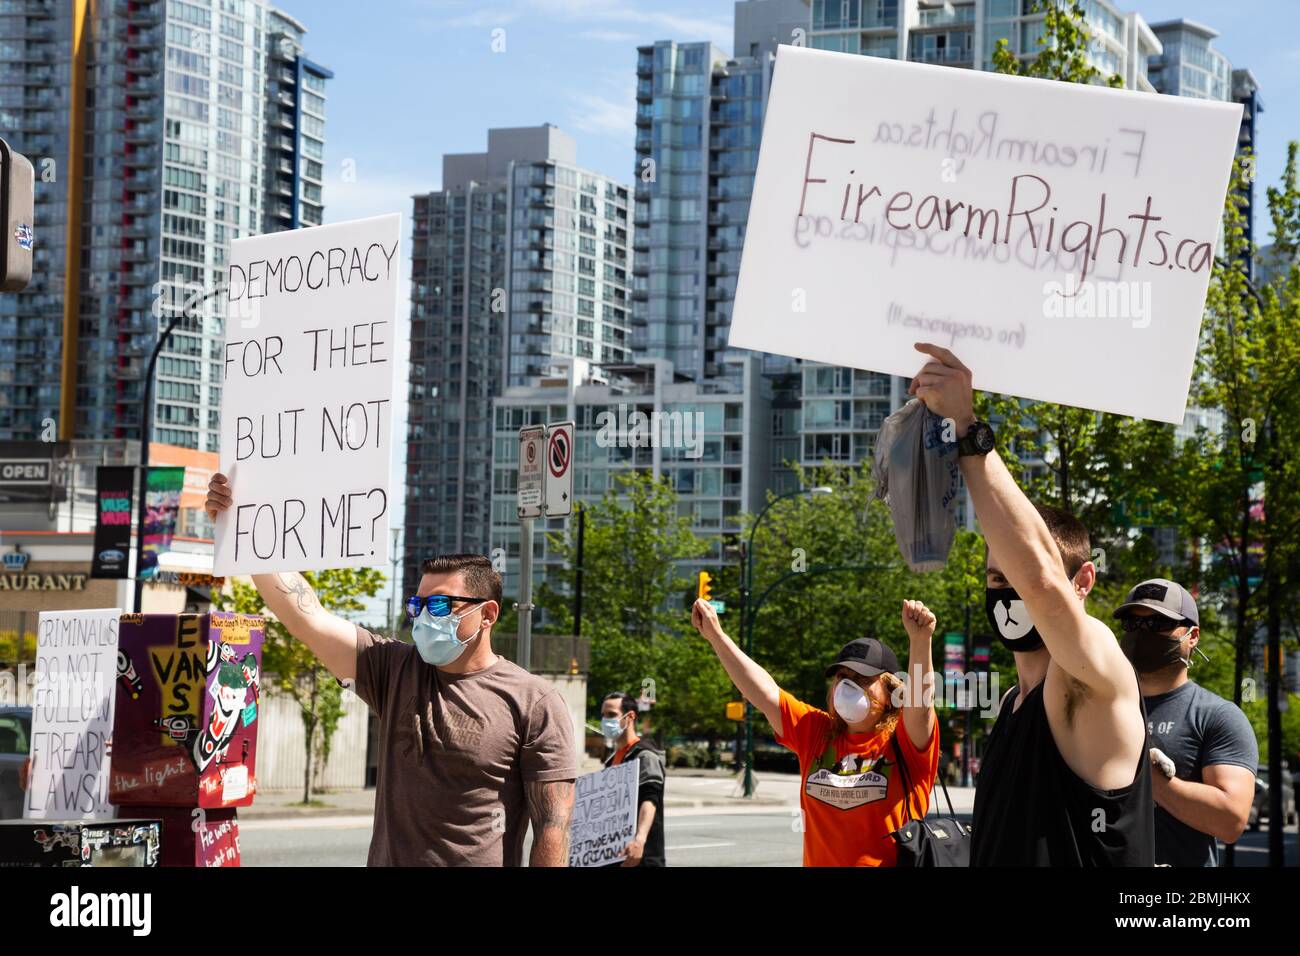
[530,0,732,48]
[415,0,732,48]
[566,71,636,141]
[578,29,640,43]
[321,171,432,227]
[412,0,520,30]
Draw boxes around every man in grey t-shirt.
[1114,579,1257,866]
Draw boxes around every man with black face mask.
[1114,579,1257,866]
[910,342,1153,866]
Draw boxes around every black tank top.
[971,680,1154,866]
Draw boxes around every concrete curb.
[239,797,792,822]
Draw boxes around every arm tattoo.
[526,779,574,865]
[275,573,320,615]
[526,780,575,831]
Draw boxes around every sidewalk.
[242,769,977,819]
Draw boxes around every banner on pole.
[138,466,184,581]
[91,466,134,579]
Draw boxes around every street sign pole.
[518,516,534,671]
[516,424,547,672]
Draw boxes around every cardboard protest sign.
[25,609,121,820]
[214,213,400,575]
[729,47,1243,424]
[568,760,639,868]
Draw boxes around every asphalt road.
[239,808,1297,867]
[239,809,807,867]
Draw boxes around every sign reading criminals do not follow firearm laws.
[728,47,1243,424]
[25,609,121,820]
[214,213,400,575]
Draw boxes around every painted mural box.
[109,613,264,809]
[147,806,241,867]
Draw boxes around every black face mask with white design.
[985,586,1045,653]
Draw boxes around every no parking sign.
[545,421,574,517]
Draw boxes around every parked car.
[1248,764,1297,830]
[0,706,32,819]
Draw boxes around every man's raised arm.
[908,343,1133,699]
[206,474,359,681]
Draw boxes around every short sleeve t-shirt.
[777,689,939,867]
[1144,680,1258,867]
[352,626,578,866]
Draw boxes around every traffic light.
[0,138,34,292]
[697,570,713,602]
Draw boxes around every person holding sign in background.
[599,691,666,867]
[691,597,939,866]
[908,342,1154,866]
[205,473,578,866]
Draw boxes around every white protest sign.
[568,759,639,868]
[730,47,1243,424]
[25,609,121,820]
[214,213,401,575]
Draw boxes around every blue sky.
[299,0,1298,619]
[312,0,1298,235]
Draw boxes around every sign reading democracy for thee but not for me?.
[214,213,401,575]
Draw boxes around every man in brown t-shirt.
[206,474,577,866]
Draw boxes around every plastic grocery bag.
[872,398,961,572]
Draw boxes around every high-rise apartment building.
[403,126,632,596]
[262,8,331,232]
[0,0,329,452]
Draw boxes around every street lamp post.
[739,485,832,798]
[387,525,403,638]
[133,287,222,613]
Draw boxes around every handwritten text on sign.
[25,609,121,820]
[729,47,1242,424]
[568,760,639,868]
[214,213,400,575]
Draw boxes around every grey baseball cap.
[1113,578,1199,626]
[824,637,900,679]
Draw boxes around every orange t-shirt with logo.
[776,689,939,867]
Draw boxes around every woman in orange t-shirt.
[691,598,939,866]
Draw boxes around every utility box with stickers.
[110,612,264,810]
[0,819,161,868]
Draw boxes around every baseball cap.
[1113,578,1199,626]
[824,637,900,679]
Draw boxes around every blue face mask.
[600,715,626,741]
[411,605,486,667]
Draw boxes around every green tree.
[214,567,383,803]
[1178,141,1300,755]
[537,471,729,742]
[991,0,1122,88]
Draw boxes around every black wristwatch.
[957,420,995,457]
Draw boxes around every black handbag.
[888,734,971,867]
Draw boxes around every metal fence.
[492,633,588,675]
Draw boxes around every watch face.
[976,425,995,452]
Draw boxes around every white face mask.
[833,678,871,724]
